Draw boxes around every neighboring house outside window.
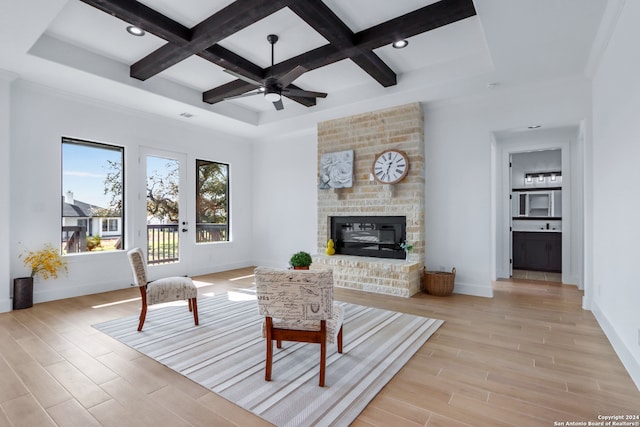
[62,138,124,253]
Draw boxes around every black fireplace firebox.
[330,216,406,259]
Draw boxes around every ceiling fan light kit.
[264,91,281,103]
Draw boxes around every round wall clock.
[372,149,409,184]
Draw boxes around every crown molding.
[585,0,626,78]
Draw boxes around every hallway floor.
[512,269,562,282]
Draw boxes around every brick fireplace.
[314,103,425,297]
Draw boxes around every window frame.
[195,159,230,244]
[61,137,125,254]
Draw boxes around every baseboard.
[15,262,255,308]
[591,299,640,391]
[190,261,254,278]
[454,281,494,298]
[0,298,12,313]
[563,273,581,288]
[252,259,291,271]
[33,280,130,304]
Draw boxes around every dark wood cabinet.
[512,232,561,273]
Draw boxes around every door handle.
[181,228,188,232]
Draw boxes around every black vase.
[13,277,34,310]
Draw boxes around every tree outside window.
[196,160,229,243]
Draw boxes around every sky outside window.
[62,142,121,208]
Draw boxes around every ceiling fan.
[224,34,327,111]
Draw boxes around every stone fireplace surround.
[313,103,425,297]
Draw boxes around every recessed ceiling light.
[527,125,541,129]
[392,40,408,49]
[126,25,145,37]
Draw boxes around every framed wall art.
[319,150,354,189]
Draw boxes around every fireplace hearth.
[330,216,406,259]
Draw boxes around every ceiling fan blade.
[283,88,328,99]
[272,99,284,111]
[223,69,263,87]
[224,90,263,100]
[279,65,307,87]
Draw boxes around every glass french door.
[142,149,189,276]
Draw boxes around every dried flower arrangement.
[19,243,68,280]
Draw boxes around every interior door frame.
[494,129,575,285]
[139,147,190,279]
[508,154,514,278]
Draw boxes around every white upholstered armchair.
[127,248,199,332]
[254,266,344,387]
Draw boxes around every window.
[101,218,119,232]
[62,138,124,253]
[196,159,229,243]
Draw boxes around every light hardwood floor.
[1,268,638,426]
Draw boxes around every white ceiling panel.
[137,0,236,28]
[374,16,486,74]
[322,0,440,32]
[159,55,232,92]
[218,8,329,68]
[45,1,166,64]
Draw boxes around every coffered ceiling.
[0,0,608,138]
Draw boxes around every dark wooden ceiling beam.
[266,0,477,75]
[207,0,476,103]
[288,1,396,87]
[203,80,256,103]
[78,0,190,44]
[131,0,292,81]
[355,0,477,51]
[205,42,372,104]
[84,0,477,107]
[198,45,264,81]
[199,48,321,106]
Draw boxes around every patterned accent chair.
[127,248,199,332]
[254,266,344,387]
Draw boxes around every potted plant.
[289,251,313,270]
[400,240,414,261]
[15,243,68,310]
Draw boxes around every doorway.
[494,125,580,287]
[510,150,562,282]
[141,148,190,277]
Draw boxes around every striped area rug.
[94,290,443,427]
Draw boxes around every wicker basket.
[424,267,456,296]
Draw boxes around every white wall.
[252,129,318,269]
[0,73,14,312]
[424,76,590,298]
[5,81,254,308]
[590,0,640,388]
